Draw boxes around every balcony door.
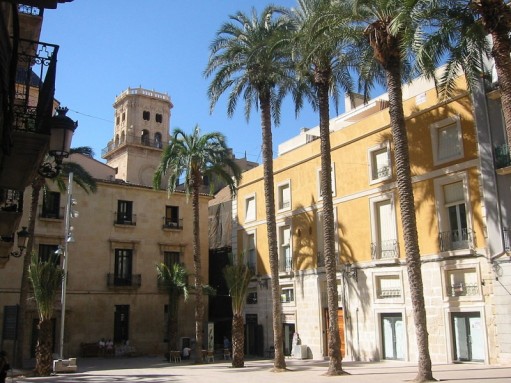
[375,199,397,259]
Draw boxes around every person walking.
[0,351,10,383]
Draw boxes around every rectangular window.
[38,244,60,264]
[279,226,292,272]
[278,182,291,210]
[117,200,133,224]
[376,275,402,299]
[245,195,256,222]
[446,268,479,297]
[369,144,391,182]
[246,233,256,274]
[246,290,258,304]
[143,111,150,121]
[164,251,180,267]
[42,191,61,219]
[441,181,469,251]
[156,113,162,123]
[431,116,463,165]
[164,205,180,228]
[114,249,133,286]
[281,287,294,303]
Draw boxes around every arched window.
[141,129,150,146]
[154,132,162,148]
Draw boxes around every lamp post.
[58,171,77,360]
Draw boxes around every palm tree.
[27,251,64,376]
[15,147,97,368]
[347,0,434,381]
[205,6,297,371]
[156,262,189,357]
[291,0,355,375]
[415,0,511,145]
[153,125,241,364]
[223,253,253,368]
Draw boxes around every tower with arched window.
[102,87,173,186]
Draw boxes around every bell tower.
[102,87,173,186]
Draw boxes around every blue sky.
[40,0,339,164]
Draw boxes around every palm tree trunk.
[316,77,344,375]
[191,175,204,363]
[259,91,286,371]
[385,64,433,382]
[15,176,44,368]
[231,313,245,368]
[34,318,53,376]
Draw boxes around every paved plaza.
[5,357,511,383]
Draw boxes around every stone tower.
[102,87,173,186]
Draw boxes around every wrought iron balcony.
[371,239,399,260]
[40,205,64,219]
[0,189,24,243]
[114,213,137,226]
[162,217,183,230]
[439,229,474,252]
[107,273,141,288]
[494,144,511,170]
[448,283,479,297]
[377,288,401,299]
[279,254,292,272]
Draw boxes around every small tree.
[28,251,64,376]
[156,262,189,356]
[223,253,253,368]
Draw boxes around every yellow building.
[0,87,211,362]
[235,74,503,364]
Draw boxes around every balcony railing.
[494,144,511,170]
[114,213,137,226]
[107,273,141,288]
[448,283,479,297]
[377,288,401,299]
[102,134,165,157]
[371,239,399,260]
[279,254,292,272]
[0,189,24,214]
[162,217,183,230]
[439,229,474,252]
[504,228,510,252]
[40,206,64,219]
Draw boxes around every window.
[375,275,401,299]
[245,233,256,274]
[41,191,60,218]
[143,110,150,121]
[318,163,336,198]
[369,143,391,183]
[117,200,134,224]
[245,195,256,222]
[277,182,291,211]
[122,112,125,121]
[281,286,294,303]
[430,116,463,165]
[247,290,258,304]
[154,132,162,148]
[116,115,120,125]
[164,205,180,228]
[164,251,180,267]
[445,268,479,297]
[370,195,399,260]
[114,249,133,286]
[141,129,150,146]
[278,225,292,272]
[38,244,59,264]
[156,113,162,123]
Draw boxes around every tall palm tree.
[223,253,253,368]
[415,0,511,145]
[15,147,97,368]
[27,251,64,376]
[347,0,434,381]
[291,0,355,375]
[156,262,189,357]
[205,6,297,371]
[153,125,241,364]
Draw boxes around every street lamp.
[39,107,78,178]
[343,263,358,282]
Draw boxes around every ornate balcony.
[371,239,399,260]
[107,273,141,288]
[162,217,183,230]
[495,144,511,175]
[438,229,474,252]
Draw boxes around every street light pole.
[59,172,74,360]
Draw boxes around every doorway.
[451,312,484,362]
[324,308,345,358]
[381,313,404,360]
[283,323,295,356]
[114,305,130,343]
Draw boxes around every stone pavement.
[6,356,511,383]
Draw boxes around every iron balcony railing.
[102,134,165,157]
[107,273,141,288]
[504,228,510,252]
[162,217,183,230]
[114,213,137,226]
[494,144,511,170]
[279,253,292,272]
[448,283,479,297]
[40,205,64,220]
[438,229,474,252]
[376,165,391,179]
[14,38,58,134]
[371,239,399,260]
[377,288,401,299]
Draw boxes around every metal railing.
[377,288,401,298]
[102,134,165,157]
[40,206,65,219]
[371,239,399,260]
[438,229,473,252]
[162,217,183,230]
[114,213,137,226]
[107,273,141,288]
[448,283,479,297]
[279,254,292,272]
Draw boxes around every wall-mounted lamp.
[38,107,78,178]
[257,275,269,289]
[343,262,358,282]
[8,226,30,258]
